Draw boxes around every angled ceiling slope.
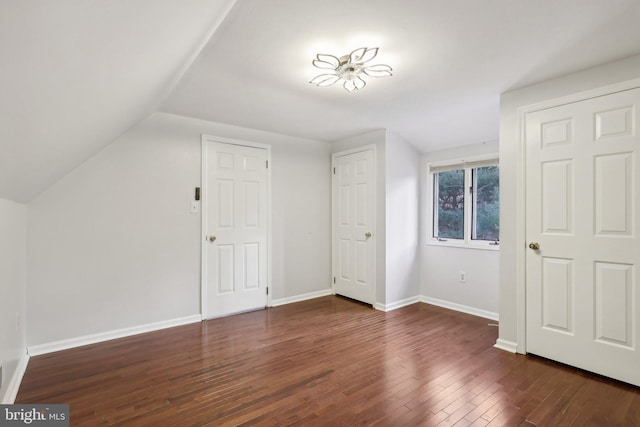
[0,0,236,203]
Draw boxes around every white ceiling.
[3,0,640,202]
[162,0,640,150]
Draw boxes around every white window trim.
[427,153,499,251]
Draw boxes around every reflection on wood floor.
[17,296,640,426]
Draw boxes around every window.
[430,158,499,248]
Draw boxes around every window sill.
[426,240,500,251]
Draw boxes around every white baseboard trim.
[271,289,334,307]
[28,315,202,357]
[494,338,518,353]
[1,353,29,404]
[374,296,421,312]
[421,296,499,321]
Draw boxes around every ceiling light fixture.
[309,47,392,92]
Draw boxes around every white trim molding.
[494,338,518,353]
[374,296,421,312]
[1,354,29,404]
[426,154,500,250]
[514,77,640,355]
[200,135,273,319]
[331,145,377,306]
[28,315,201,357]
[421,296,499,321]
[271,289,334,307]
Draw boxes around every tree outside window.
[472,166,499,241]
[432,162,499,246]
[434,169,465,239]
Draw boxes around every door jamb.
[200,134,272,320]
[515,78,640,354]
[331,144,377,305]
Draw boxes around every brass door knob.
[529,242,540,250]
[365,232,372,238]
[209,235,216,242]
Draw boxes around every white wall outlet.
[459,271,466,282]
[190,200,200,214]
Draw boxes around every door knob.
[528,242,540,250]
[209,235,216,242]
[365,232,372,238]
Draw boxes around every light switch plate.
[190,201,200,214]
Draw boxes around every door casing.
[200,135,272,319]
[515,78,640,353]
[331,145,377,305]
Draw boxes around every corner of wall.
[384,132,421,305]
[0,198,28,403]
[498,52,640,349]
[421,143,500,316]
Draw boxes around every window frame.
[427,154,499,251]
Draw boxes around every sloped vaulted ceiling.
[0,0,236,203]
[3,0,640,203]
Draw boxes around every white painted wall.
[0,198,27,402]
[331,130,387,305]
[27,112,331,347]
[385,131,420,306]
[331,130,422,308]
[499,53,640,350]
[0,0,237,203]
[421,141,500,317]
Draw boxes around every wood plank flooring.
[16,296,640,426]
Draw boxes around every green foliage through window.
[432,163,499,244]
[435,170,464,239]
[472,166,499,241]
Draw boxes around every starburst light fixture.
[309,47,393,92]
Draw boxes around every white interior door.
[525,87,640,386]
[203,140,269,319]
[332,148,376,304]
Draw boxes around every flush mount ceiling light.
[309,47,393,92]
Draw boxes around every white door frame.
[200,134,272,320]
[515,78,640,353]
[331,145,377,305]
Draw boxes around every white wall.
[421,141,500,317]
[27,112,331,347]
[499,53,640,350]
[0,198,27,402]
[331,130,387,305]
[385,131,420,306]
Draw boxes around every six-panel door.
[206,142,268,318]
[332,149,375,304]
[525,88,640,386]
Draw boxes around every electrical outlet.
[459,271,466,282]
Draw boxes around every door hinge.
[333,277,336,284]
[469,186,473,194]
[266,286,269,295]
[333,167,336,175]
[266,160,269,168]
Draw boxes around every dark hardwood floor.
[16,296,640,426]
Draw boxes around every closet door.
[332,148,376,305]
[525,87,640,386]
